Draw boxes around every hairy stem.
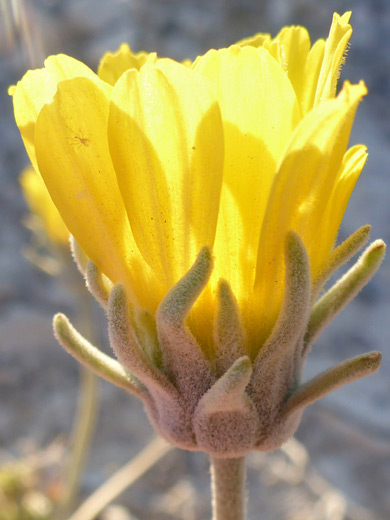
[211,456,247,520]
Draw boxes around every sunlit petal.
[236,32,271,48]
[35,77,160,308]
[270,26,311,109]
[108,59,224,288]
[314,144,368,271]
[300,39,325,115]
[12,54,98,170]
[195,46,300,298]
[314,11,352,105]
[98,43,157,86]
[255,81,367,338]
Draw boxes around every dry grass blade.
[67,437,173,520]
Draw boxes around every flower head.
[12,12,385,456]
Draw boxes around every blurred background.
[0,0,390,519]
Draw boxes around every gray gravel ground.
[0,1,389,519]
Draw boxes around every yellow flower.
[20,166,69,246]
[11,12,366,352]
[11,12,384,456]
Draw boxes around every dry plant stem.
[56,278,100,519]
[211,456,247,520]
[67,436,173,520]
[57,367,99,520]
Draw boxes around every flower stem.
[211,456,247,520]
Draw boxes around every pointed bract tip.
[285,230,310,274]
[286,229,301,246]
[353,225,371,243]
[369,239,386,253]
[363,239,386,266]
[232,355,252,373]
[217,278,234,300]
[312,225,373,297]
[178,245,213,293]
[195,356,252,412]
[361,350,382,371]
[220,356,253,392]
[53,312,67,331]
[196,246,213,273]
[86,260,112,308]
[109,282,127,304]
[193,354,257,456]
[53,312,63,322]
[53,313,76,346]
[157,246,214,326]
[70,236,89,274]
[217,277,229,291]
[285,230,306,259]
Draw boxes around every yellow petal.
[314,12,352,106]
[181,58,193,68]
[97,43,157,86]
[262,38,282,62]
[20,166,69,245]
[35,77,159,308]
[255,81,367,339]
[12,54,98,170]
[264,12,352,115]
[194,46,300,298]
[300,39,325,115]
[271,26,311,109]
[236,32,271,48]
[313,144,368,271]
[108,58,224,288]
[187,184,248,352]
